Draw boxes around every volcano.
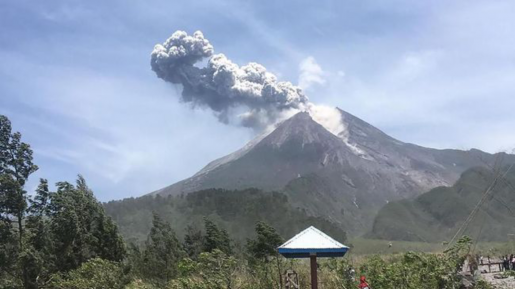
[150,109,514,233]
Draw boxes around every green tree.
[49,177,126,272]
[28,179,51,217]
[184,225,204,260]
[140,213,185,285]
[17,180,56,289]
[246,222,284,289]
[13,176,127,288]
[444,235,473,270]
[0,116,127,288]
[0,217,19,287]
[0,115,38,288]
[246,221,283,261]
[203,219,232,255]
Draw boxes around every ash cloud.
[151,30,310,130]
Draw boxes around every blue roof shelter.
[277,226,349,289]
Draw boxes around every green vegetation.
[0,115,125,288]
[0,114,504,288]
[370,166,515,242]
[48,258,128,289]
[345,238,515,258]
[136,214,185,285]
[347,238,445,255]
[125,234,488,289]
[104,188,347,246]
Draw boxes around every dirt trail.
[481,273,515,289]
[475,261,515,289]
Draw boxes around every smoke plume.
[151,30,346,137]
[151,30,318,130]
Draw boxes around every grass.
[347,238,444,256]
[347,238,515,257]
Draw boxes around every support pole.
[310,254,318,289]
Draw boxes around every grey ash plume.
[150,30,311,130]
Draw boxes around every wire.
[447,162,513,247]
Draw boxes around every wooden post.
[310,254,318,289]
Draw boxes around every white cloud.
[388,50,443,83]
[3,0,515,201]
[298,56,326,90]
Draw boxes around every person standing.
[511,254,515,270]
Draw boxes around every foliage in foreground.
[58,248,494,289]
[0,115,125,288]
[124,236,489,289]
[48,258,128,289]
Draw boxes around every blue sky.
[1,0,515,201]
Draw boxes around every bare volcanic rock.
[150,109,515,234]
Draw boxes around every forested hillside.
[370,166,515,242]
[104,188,347,245]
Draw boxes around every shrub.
[48,258,128,289]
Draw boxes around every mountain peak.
[149,107,515,235]
[289,111,312,120]
[335,108,402,145]
[259,111,344,149]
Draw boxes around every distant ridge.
[369,166,515,242]
[150,109,515,234]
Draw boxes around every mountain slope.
[150,109,515,234]
[369,166,515,242]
